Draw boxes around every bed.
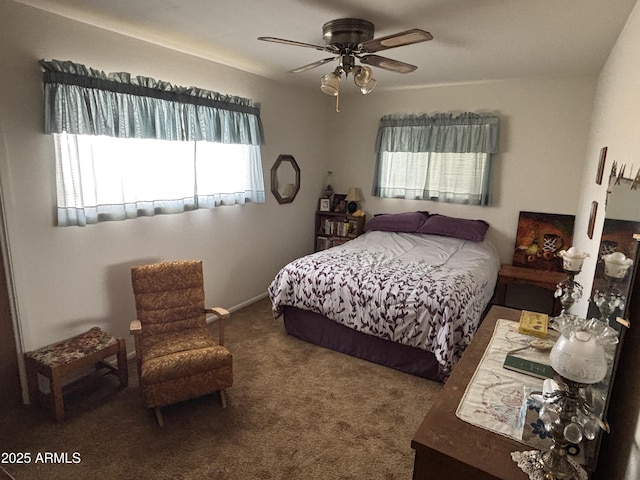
[268,212,501,382]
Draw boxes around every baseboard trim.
[229,291,269,313]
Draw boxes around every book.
[503,353,555,380]
[518,310,549,338]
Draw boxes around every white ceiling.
[14,0,638,93]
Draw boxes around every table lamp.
[345,187,364,214]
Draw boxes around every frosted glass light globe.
[549,331,607,384]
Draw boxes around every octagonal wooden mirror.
[271,154,300,204]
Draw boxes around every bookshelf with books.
[314,211,366,252]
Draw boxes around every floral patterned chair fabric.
[130,260,233,426]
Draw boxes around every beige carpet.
[0,297,442,480]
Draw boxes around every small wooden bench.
[24,327,128,421]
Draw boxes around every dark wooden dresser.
[411,305,529,480]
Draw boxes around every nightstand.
[496,264,566,315]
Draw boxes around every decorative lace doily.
[511,450,588,480]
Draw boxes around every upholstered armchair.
[130,260,233,426]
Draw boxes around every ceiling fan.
[258,18,433,109]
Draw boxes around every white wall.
[0,0,329,357]
[325,77,597,263]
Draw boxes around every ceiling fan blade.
[289,57,337,73]
[360,29,433,53]
[257,36,333,53]
[359,54,418,73]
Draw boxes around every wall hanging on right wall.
[588,201,598,239]
[595,146,607,185]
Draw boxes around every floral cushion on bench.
[25,327,118,367]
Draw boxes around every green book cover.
[503,354,556,380]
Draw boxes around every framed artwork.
[596,147,608,185]
[319,198,331,212]
[513,211,576,272]
[587,201,598,239]
[332,194,347,213]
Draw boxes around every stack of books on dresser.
[503,310,557,380]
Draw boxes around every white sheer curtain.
[54,133,265,226]
[376,151,490,204]
[376,152,429,199]
[425,152,490,202]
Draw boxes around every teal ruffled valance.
[375,113,499,154]
[40,59,265,145]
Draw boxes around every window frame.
[41,59,266,226]
[372,113,499,206]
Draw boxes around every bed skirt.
[282,306,443,382]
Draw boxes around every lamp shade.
[602,252,633,279]
[353,66,373,87]
[345,187,364,202]
[549,331,607,384]
[359,78,377,95]
[321,73,340,96]
[558,247,589,272]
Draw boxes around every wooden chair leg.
[154,407,164,427]
[25,359,40,407]
[220,389,227,409]
[51,372,65,422]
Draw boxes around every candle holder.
[592,252,633,325]
[533,315,618,480]
[592,281,625,325]
[537,376,600,480]
[554,248,589,318]
[322,170,334,198]
[555,272,583,318]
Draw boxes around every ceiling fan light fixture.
[360,77,377,95]
[259,18,432,107]
[353,66,373,87]
[321,72,340,96]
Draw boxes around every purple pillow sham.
[364,211,429,233]
[417,214,489,242]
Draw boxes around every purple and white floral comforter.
[268,230,501,378]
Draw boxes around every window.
[41,60,265,226]
[54,134,264,225]
[372,113,499,206]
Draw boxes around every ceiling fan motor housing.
[322,18,374,48]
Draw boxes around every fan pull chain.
[335,92,340,112]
